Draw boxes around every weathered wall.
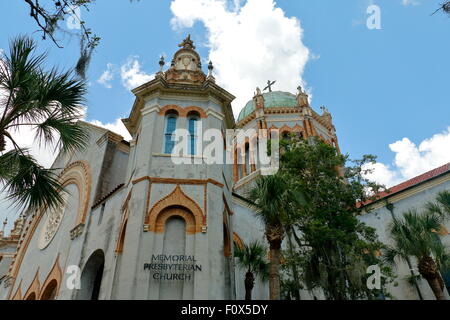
[359,177,450,300]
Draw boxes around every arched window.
[164,112,178,154]
[77,249,105,300]
[245,143,250,176]
[187,112,200,156]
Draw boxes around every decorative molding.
[158,104,207,118]
[70,223,85,240]
[38,192,69,250]
[23,269,40,300]
[233,233,244,250]
[39,256,62,300]
[144,185,204,234]
[59,161,92,227]
[115,196,130,255]
[132,176,224,188]
[7,161,92,298]
[141,104,161,116]
[11,280,22,300]
[206,108,225,121]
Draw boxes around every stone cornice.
[123,78,235,135]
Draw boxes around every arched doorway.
[77,249,105,300]
[40,279,58,300]
[159,215,186,300]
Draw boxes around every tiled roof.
[364,162,450,206]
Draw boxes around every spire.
[1,218,7,237]
[159,56,165,72]
[207,61,216,82]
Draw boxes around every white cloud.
[170,0,310,116]
[120,56,154,90]
[364,127,450,187]
[89,118,132,141]
[97,63,115,89]
[97,57,154,91]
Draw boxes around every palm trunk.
[418,255,446,300]
[269,246,281,300]
[266,224,284,300]
[244,271,254,301]
[426,277,446,300]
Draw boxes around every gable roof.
[364,162,450,207]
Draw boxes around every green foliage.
[274,137,395,300]
[0,35,88,213]
[234,241,269,281]
[384,191,450,274]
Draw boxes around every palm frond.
[36,115,89,153]
[436,191,450,216]
[234,240,269,281]
[248,174,288,226]
[0,35,87,215]
[0,149,64,213]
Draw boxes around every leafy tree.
[234,241,269,300]
[278,137,394,300]
[0,36,88,213]
[384,191,450,300]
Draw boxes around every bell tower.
[114,36,237,300]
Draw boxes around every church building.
[0,36,340,300]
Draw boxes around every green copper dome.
[237,91,298,122]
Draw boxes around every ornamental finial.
[159,56,165,72]
[178,34,196,50]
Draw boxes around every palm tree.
[0,36,88,213]
[384,196,450,300]
[234,241,269,300]
[248,174,291,300]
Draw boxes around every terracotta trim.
[144,185,204,234]
[11,281,22,300]
[23,269,40,300]
[158,104,207,118]
[39,255,62,300]
[233,233,244,250]
[59,161,92,226]
[132,177,224,188]
[7,161,92,299]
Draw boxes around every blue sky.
[1,0,450,228]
